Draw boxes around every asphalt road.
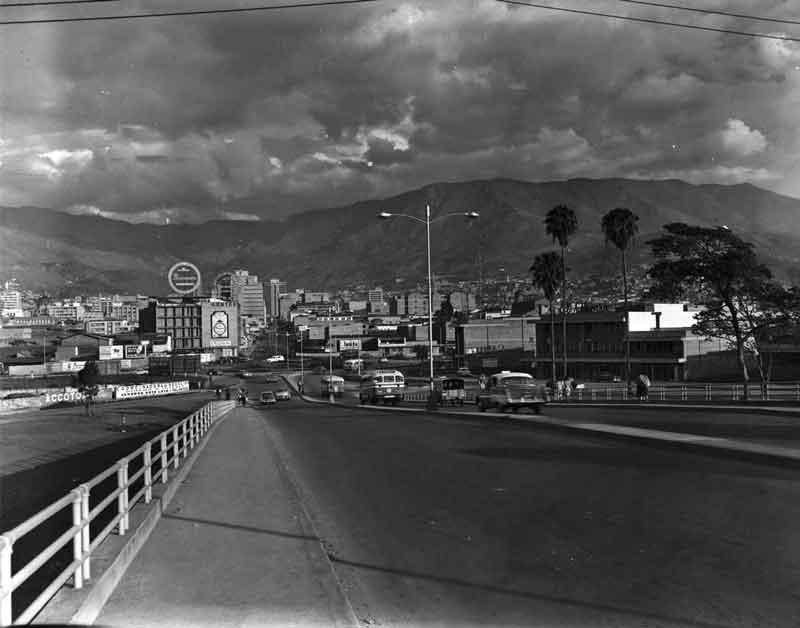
[257,398,800,628]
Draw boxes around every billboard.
[124,344,147,358]
[210,310,230,338]
[338,338,361,351]
[168,261,202,294]
[99,345,124,360]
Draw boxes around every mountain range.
[2,177,800,296]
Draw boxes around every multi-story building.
[229,270,266,320]
[449,290,476,313]
[303,291,330,303]
[405,291,443,317]
[0,289,24,317]
[455,317,539,355]
[266,279,286,318]
[85,295,114,317]
[48,303,82,321]
[139,297,240,358]
[368,287,384,306]
[85,319,134,336]
[111,302,140,322]
[278,292,302,320]
[533,303,715,381]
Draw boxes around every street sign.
[168,261,202,294]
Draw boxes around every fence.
[395,383,800,405]
[0,399,236,626]
[569,382,800,403]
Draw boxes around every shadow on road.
[329,555,731,628]
[162,513,318,542]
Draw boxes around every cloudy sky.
[2,0,800,223]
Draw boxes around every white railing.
[0,400,236,626]
[571,383,800,403]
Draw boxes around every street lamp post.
[328,334,335,403]
[299,332,304,394]
[379,205,479,411]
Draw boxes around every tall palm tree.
[601,207,639,385]
[530,251,561,388]
[544,204,578,381]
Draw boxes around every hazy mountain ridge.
[2,178,800,295]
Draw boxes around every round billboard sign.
[168,261,202,294]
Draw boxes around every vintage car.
[475,371,547,414]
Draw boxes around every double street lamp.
[379,204,479,410]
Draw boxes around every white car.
[266,355,285,363]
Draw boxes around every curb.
[34,405,234,626]
[282,375,800,466]
[258,412,360,628]
[546,401,800,418]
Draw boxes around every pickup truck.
[475,371,548,414]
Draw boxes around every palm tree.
[601,208,639,385]
[544,204,578,381]
[530,251,561,389]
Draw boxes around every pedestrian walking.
[636,374,651,401]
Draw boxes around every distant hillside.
[2,177,800,295]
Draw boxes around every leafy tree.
[530,251,561,386]
[694,281,800,395]
[545,204,578,380]
[601,207,640,385]
[647,223,773,400]
[77,360,100,415]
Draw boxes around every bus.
[320,374,345,397]
[358,369,405,405]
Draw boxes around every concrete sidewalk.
[95,406,357,628]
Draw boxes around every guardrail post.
[144,443,152,504]
[116,460,128,535]
[160,434,168,483]
[173,426,179,469]
[182,421,188,457]
[80,485,90,582]
[71,488,83,589]
[1,535,13,626]
[681,385,687,401]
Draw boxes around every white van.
[344,358,364,372]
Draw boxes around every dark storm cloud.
[1,0,798,221]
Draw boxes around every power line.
[1,0,118,7]
[0,0,381,25]
[611,0,800,27]
[497,0,800,43]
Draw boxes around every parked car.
[274,389,291,401]
[266,355,285,364]
[260,391,277,404]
